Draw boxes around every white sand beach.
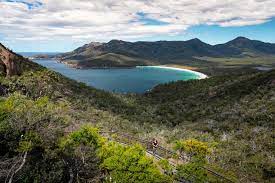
[138,65,208,79]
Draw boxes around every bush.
[174,139,211,159]
[99,142,171,183]
[59,126,104,182]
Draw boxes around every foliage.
[17,131,42,152]
[174,139,211,159]
[174,139,210,182]
[176,161,208,183]
[0,93,70,182]
[59,126,105,182]
[158,159,174,177]
[99,142,171,183]
[0,61,274,182]
[59,125,104,153]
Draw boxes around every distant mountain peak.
[224,37,253,47]
[185,38,205,44]
[87,42,103,47]
[231,36,251,42]
[189,38,202,42]
[108,39,125,44]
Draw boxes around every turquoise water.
[32,59,199,93]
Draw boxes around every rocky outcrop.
[0,43,24,77]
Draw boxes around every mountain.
[214,37,275,57]
[45,37,275,68]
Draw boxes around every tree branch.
[7,152,27,183]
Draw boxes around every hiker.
[152,138,159,154]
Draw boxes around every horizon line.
[4,36,275,53]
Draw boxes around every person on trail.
[152,138,159,154]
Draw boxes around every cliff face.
[0,43,23,76]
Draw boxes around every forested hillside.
[0,51,274,182]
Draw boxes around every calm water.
[20,52,61,57]
[20,52,199,93]
[32,59,199,93]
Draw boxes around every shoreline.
[32,58,208,79]
[137,65,208,79]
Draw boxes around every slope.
[1,46,274,182]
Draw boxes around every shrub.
[59,126,105,182]
[99,142,171,183]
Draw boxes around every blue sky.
[138,19,275,44]
[0,0,275,52]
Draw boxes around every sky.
[0,0,275,52]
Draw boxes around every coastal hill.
[42,37,275,68]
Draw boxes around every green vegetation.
[0,98,166,182]
[175,139,211,182]
[99,142,170,183]
[174,139,211,159]
[194,56,275,76]
[0,57,274,182]
[198,56,275,67]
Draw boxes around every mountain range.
[35,37,275,68]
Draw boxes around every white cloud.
[0,0,275,43]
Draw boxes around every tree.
[174,139,211,160]
[0,93,68,182]
[59,125,104,182]
[99,142,171,183]
[174,139,211,182]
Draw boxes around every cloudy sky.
[1,0,275,52]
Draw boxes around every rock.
[0,43,23,77]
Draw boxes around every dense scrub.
[0,96,168,182]
[0,62,274,182]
